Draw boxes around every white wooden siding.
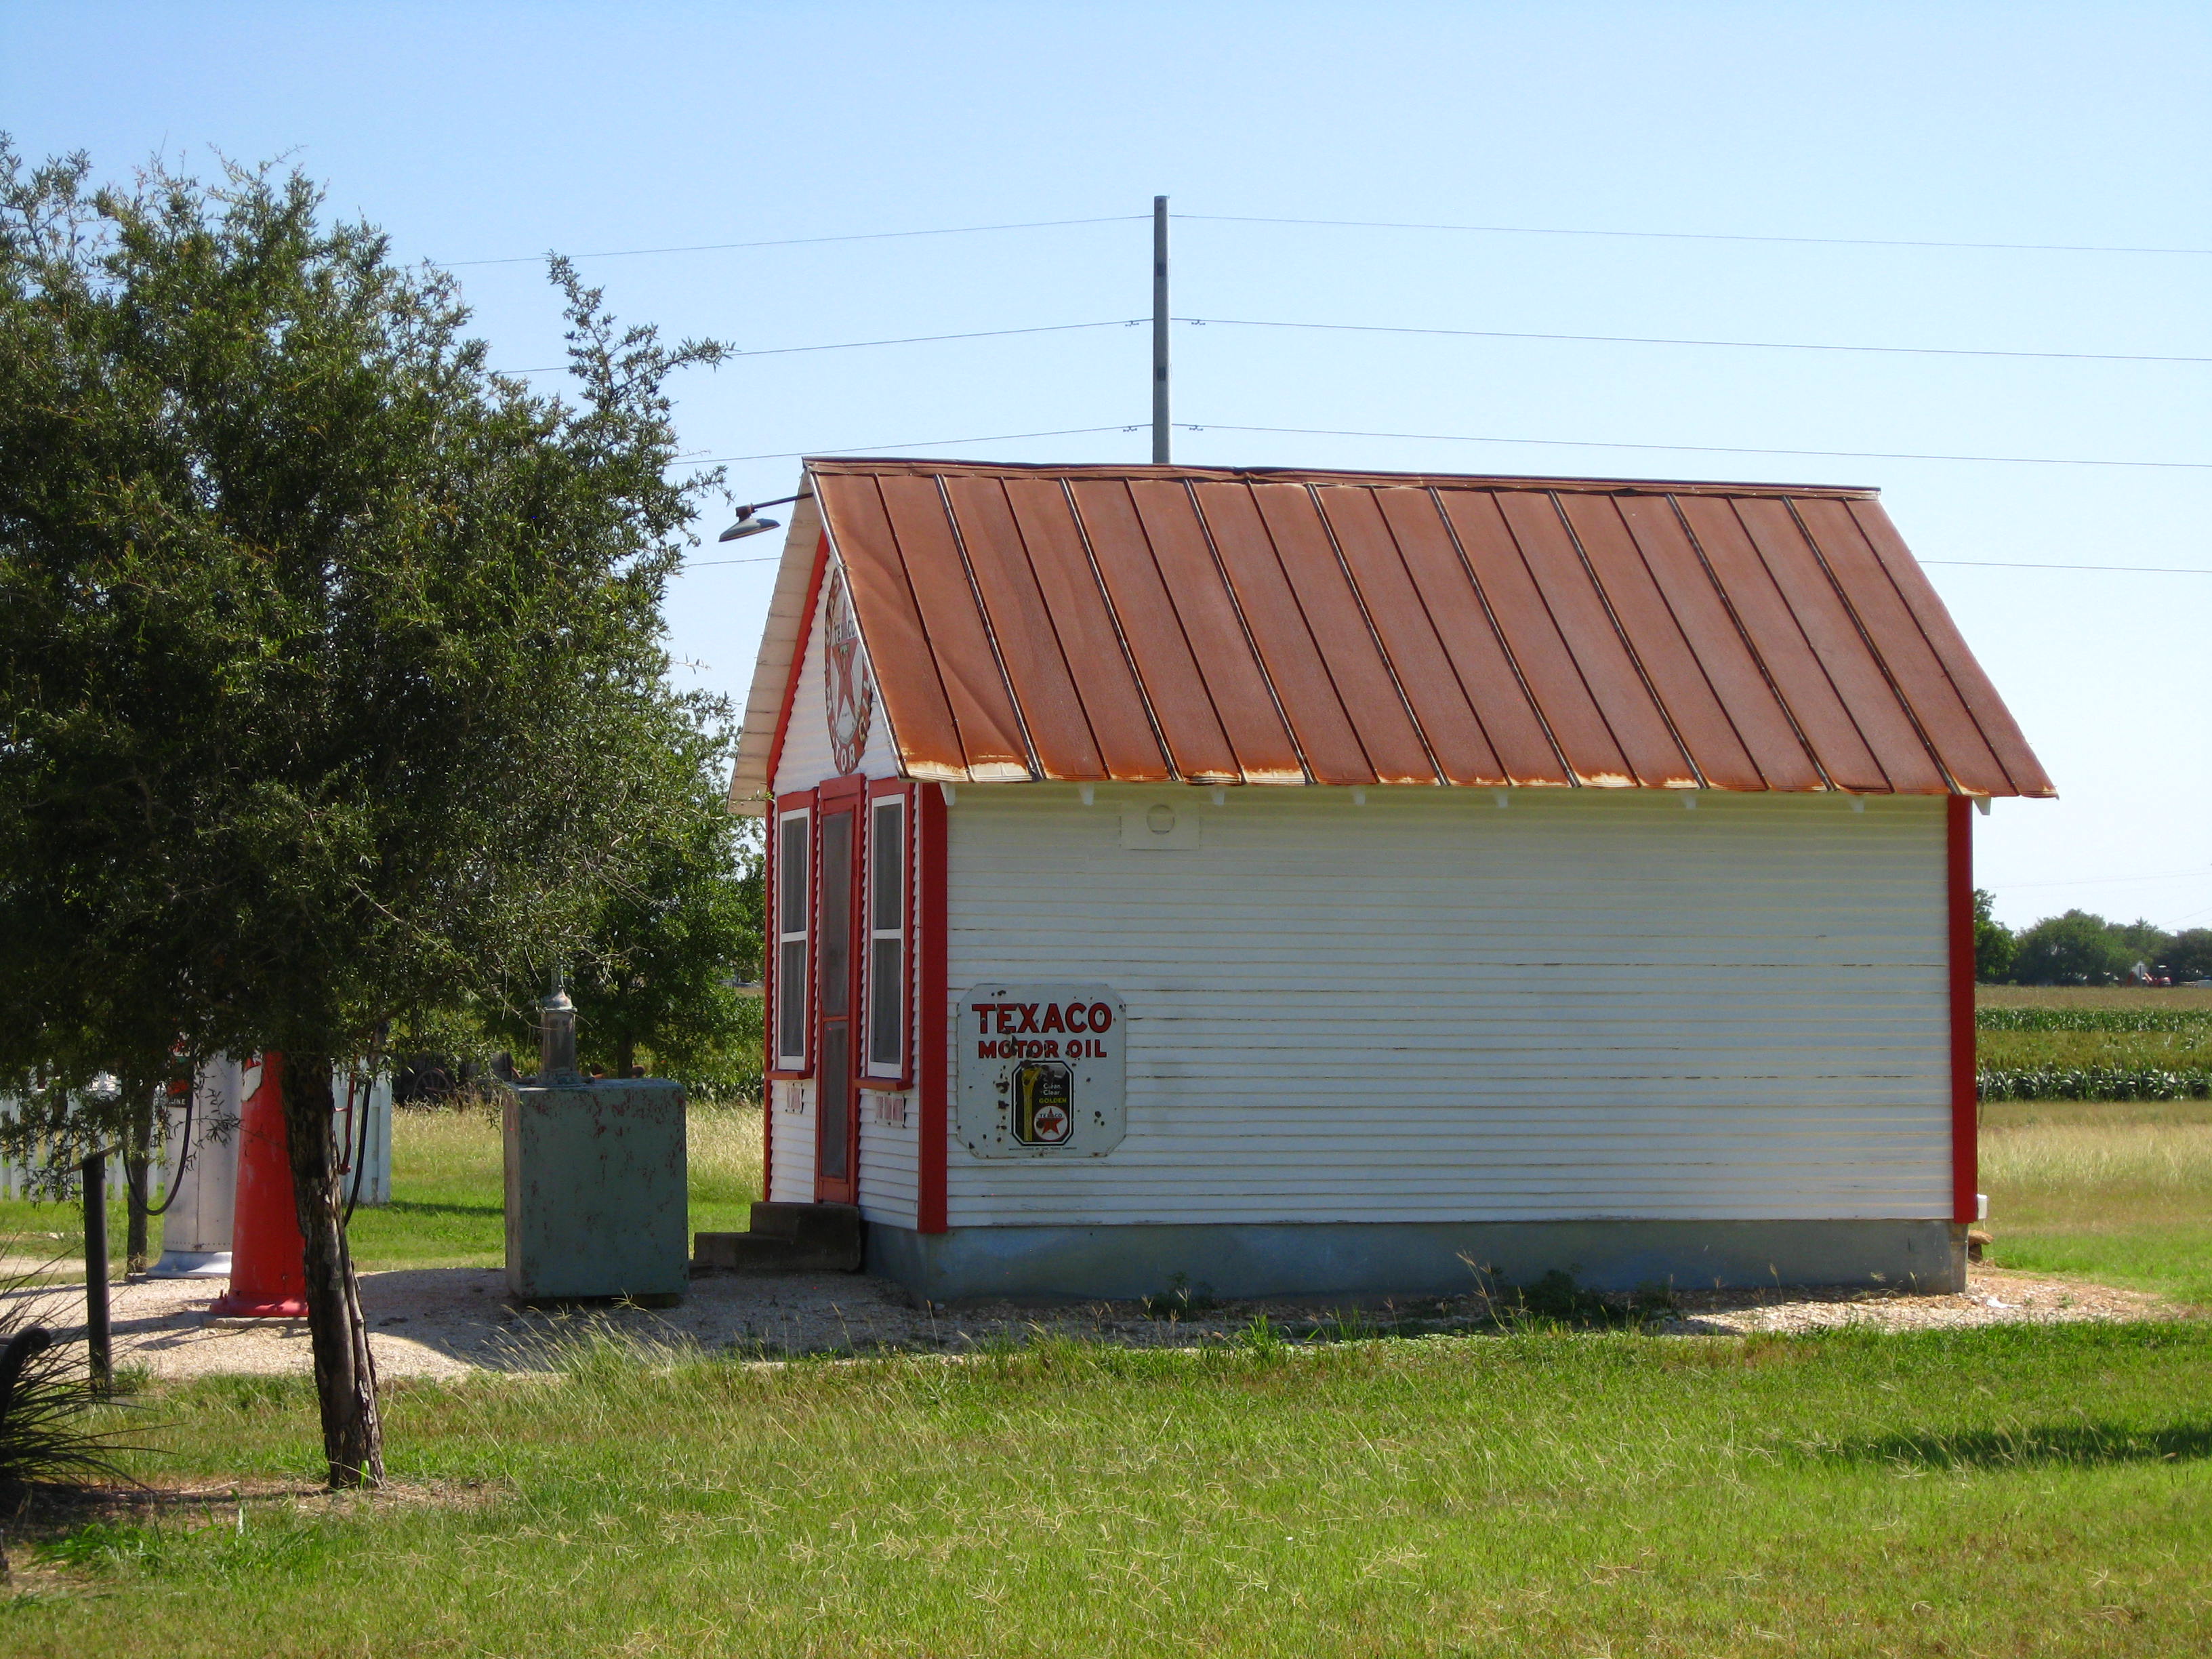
[766,1081,916,1222]
[767,1080,815,1204]
[943,786,1952,1227]
[859,1099,919,1227]
[771,560,898,797]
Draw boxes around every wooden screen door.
[815,788,863,1204]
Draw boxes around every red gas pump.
[208,1052,309,1319]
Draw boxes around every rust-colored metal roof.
[793,457,2051,796]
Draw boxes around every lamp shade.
[718,508,781,542]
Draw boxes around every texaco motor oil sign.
[956,983,1127,1158]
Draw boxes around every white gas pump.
[148,1057,243,1277]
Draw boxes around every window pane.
[870,800,903,932]
[818,811,851,1017]
[777,939,806,1059]
[778,815,807,934]
[869,937,902,1068]
[817,1023,851,1180]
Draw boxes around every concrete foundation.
[866,1218,1969,1303]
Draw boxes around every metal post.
[1151,195,1170,464]
[81,1151,111,1391]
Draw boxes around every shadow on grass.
[1821,1420,2212,1470]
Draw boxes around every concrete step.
[693,1202,863,1274]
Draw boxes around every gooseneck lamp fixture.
[718,492,807,542]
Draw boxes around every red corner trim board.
[1948,796,1976,1225]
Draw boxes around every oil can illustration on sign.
[956,984,1127,1158]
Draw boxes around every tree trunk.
[124,1089,155,1275]
[281,1054,384,1488]
[615,1036,635,1079]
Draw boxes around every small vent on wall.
[1120,801,1202,850]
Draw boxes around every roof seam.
[933,474,1044,782]
[1725,497,1898,792]
[1663,494,1837,792]
[1109,481,1244,780]
[1544,493,1708,787]
[1304,485,1448,785]
[1424,487,1578,786]
[1492,497,1645,787]
[1597,494,1771,790]
[1361,491,1515,784]
[1780,495,1963,794]
[981,476,1113,779]
[1181,481,1318,785]
[1053,478,1182,781]
[1221,483,1385,784]
[1844,499,2026,796]
[857,474,975,783]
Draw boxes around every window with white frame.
[865,792,907,1078]
[774,804,811,1070]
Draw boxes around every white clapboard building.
[727,459,2051,1301]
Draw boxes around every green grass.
[1978,1027,2212,1070]
[5,1022,2209,1652]
[348,1100,766,1269]
[5,1101,766,1273]
[5,1323,2210,1655]
[1982,1098,2212,1307]
[1971,985,2212,1303]
[1976,991,2212,1100]
[1980,983,2212,1013]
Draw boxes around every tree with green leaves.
[2167,929,2212,983]
[1971,888,2016,984]
[2009,910,2134,987]
[555,705,762,1088]
[0,140,733,1486]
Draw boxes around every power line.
[683,552,785,569]
[1175,212,2212,258]
[1989,868,2210,889]
[671,419,2210,481]
[1921,559,2212,576]
[495,309,2203,380]
[674,424,1141,468]
[440,214,1147,268]
[497,319,1142,375]
[1176,422,2212,472]
[1179,316,2212,367]
[435,209,2212,273]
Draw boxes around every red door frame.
[916,781,949,1233]
[814,775,867,1204]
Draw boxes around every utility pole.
[1151,195,1170,464]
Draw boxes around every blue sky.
[6,3,2208,932]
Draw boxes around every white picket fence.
[1,1067,392,1207]
[0,1120,135,1202]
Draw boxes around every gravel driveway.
[0,1262,2187,1382]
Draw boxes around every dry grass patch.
[1982,1099,2212,1304]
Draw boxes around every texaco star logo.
[823,566,874,775]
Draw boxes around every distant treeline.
[1973,894,2211,985]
